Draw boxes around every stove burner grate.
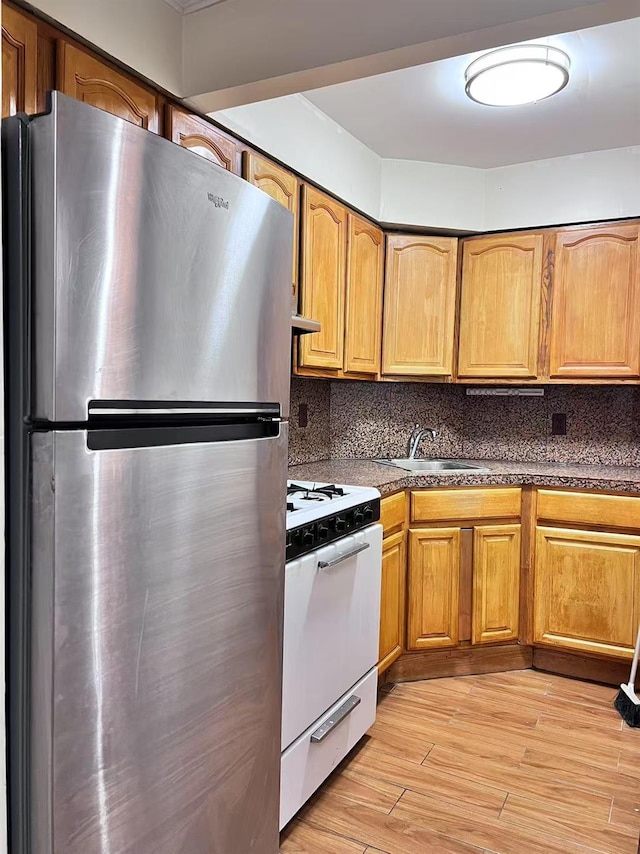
[287,483,345,501]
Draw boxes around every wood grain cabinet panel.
[380,492,406,537]
[299,186,348,371]
[57,42,159,131]
[458,234,543,378]
[382,235,458,377]
[411,488,522,524]
[549,224,640,378]
[244,151,298,302]
[408,528,460,650]
[472,524,521,645]
[534,526,640,658]
[378,531,407,672]
[167,105,240,173]
[537,489,640,532]
[345,214,384,375]
[2,3,37,118]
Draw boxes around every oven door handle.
[310,695,361,743]
[317,542,370,570]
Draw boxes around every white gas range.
[280,481,383,829]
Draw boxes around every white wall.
[28,0,184,95]
[214,94,381,219]
[380,159,486,231]
[214,97,640,231]
[485,145,640,230]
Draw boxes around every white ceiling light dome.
[465,44,571,107]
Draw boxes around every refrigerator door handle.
[87,401,281,420]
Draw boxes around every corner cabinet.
[57,42,159,132]
[379,530,407,671]
[168,105,241,174]
[549,223,640,379]
[458,233,543,379]
[2,3,37,118]
[534,527,640,658]
[344,214,384,376]
[297,188,383,378]
[382,235,457,378]
[244,152,299,303]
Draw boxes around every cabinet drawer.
[411,488,521,523]
[381,491,406,535]
[537,490,640,531]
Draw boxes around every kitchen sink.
[374,458,491,473]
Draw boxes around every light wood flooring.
[280,670,640,854]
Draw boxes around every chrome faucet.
[407,424,439,459]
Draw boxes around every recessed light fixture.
[465,44,570,106]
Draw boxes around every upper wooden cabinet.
[2,3,37,118]
[472,524,521,645]
[57,42,159,132]
[344,214,384,375]
[458,234,543,379]
[244,152,299,305]
[168,105,241,174]
[298,186,348,371]
[382,235,457,377]
[549,223,640,379]
[534,526,640,658]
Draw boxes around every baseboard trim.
[532,648,629,686]
[387,644,533,683]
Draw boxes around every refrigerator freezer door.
[30,425,287,854]
[29,93,293,422]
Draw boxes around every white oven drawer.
[282,524,382,750]
[280,666,377,829]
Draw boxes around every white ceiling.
[163,0,227,13]
[304,18,640,168]
[185,0,640,110]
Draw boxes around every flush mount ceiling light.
[465,44,570,106]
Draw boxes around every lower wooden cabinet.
[472,524,521,645]
[534,526,640,659]
[408,527,460,650]
[378,531,407,671]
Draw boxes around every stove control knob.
[318,525,329,540]
[354,510,364,525]
[363,505,374,522]
[303,529,315,547]
[335,517,347,533]
[293,530,304,547]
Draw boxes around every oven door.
[281,523,383,750]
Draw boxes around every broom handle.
[629,623,640,688]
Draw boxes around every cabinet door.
[549,224,640,378]
[299,186,347,370]
[408,528,460,650]
[344,214,384,375]
[57,42,159,132]
[168,105,241,174]
[472,524,521,645]
[534,527,640,658]
[382,235,457,376]
[379,531,406,672]
[2,4,37,117]
[458,234,543,378]
[244,152,299,304]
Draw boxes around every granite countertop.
[288,458,640,496]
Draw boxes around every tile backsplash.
[289,376,640,467]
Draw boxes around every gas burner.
[287,482,345,501]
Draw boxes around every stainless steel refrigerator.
[2,92,293,854]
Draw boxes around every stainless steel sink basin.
[374,458,491,473]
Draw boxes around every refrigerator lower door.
[29,424,287,854]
